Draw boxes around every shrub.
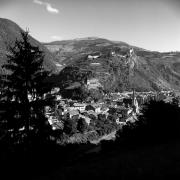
[87,131,99,141]
[63,119,77,135]
[77,118,88,133]
[117,100,180,145]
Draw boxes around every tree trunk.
[23,97,30,144]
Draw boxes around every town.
[44,87,178,144]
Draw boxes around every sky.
[0,0,180,52]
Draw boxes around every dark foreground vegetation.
[0,31,180,180]
[1,100,180,180]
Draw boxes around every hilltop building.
[111,47,134,58]
[87,78,102,90]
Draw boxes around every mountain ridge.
[43,38,178,53]
[44,37,180,92]
[0,18,180,92]
[0,18,57,73]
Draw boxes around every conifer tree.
[1,30,53,144]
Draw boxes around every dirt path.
[90,130,116,144]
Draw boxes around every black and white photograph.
[0,0,180,179]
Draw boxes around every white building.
[87,78,102,90]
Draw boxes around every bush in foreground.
[117,100,180,145]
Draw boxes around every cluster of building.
[45,89,177,131]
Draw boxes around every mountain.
[0,18,57,74]
[3,18,180,93]
[44,38,180,92]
